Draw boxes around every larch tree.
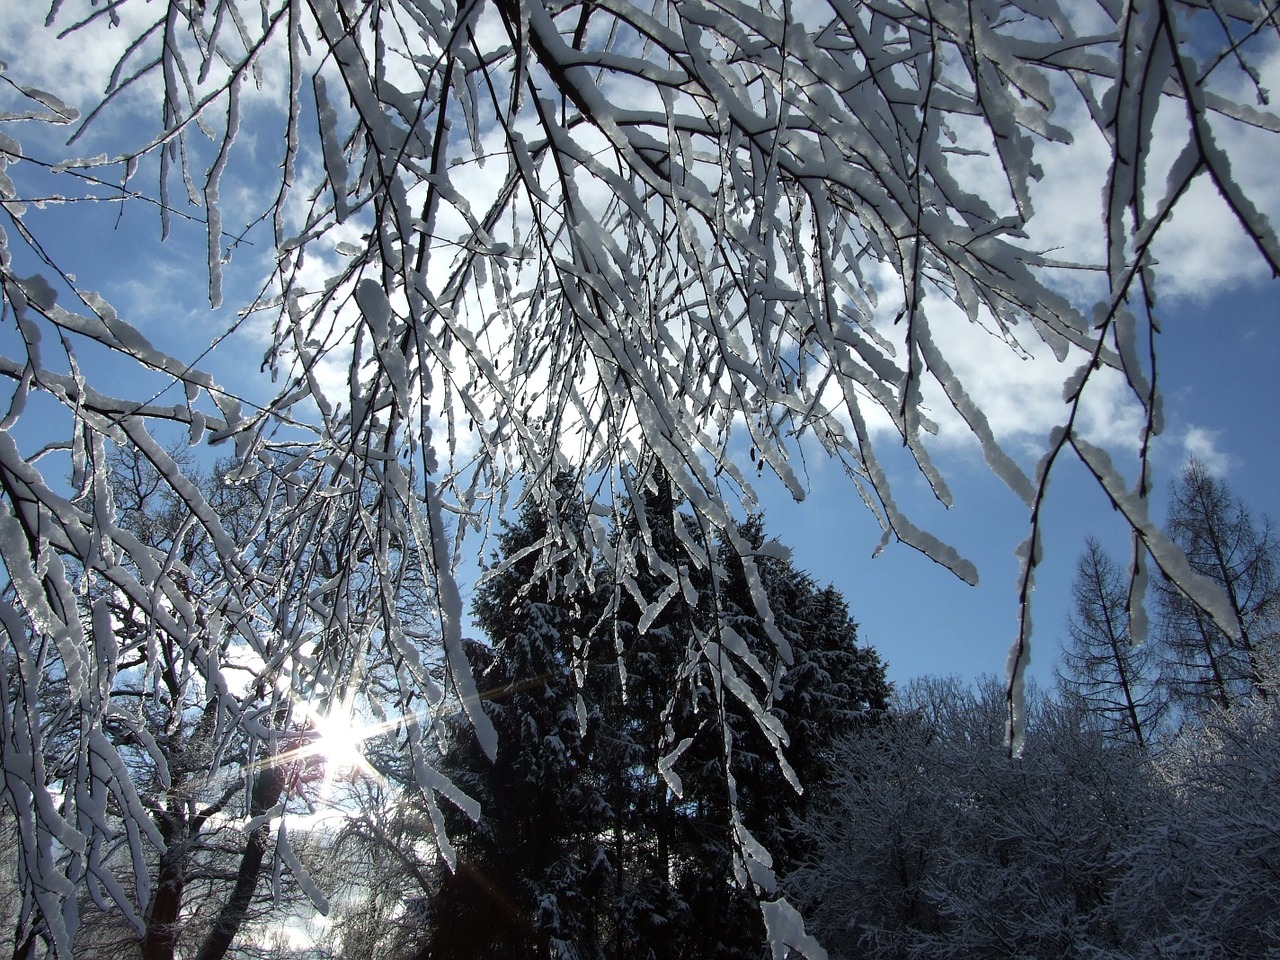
[1,1,1279,955]
[1058,537,1166,750]
[1155,459,1280,712]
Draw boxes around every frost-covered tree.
[2,1,1279,953]
[1104,697,1280,959]
[1155,460,1280,712]
[786,677,1154,960]
[312,766,441,960]
[789,672,1280,960]
[1,446,273,960]
[51,449,365,960]
[1058,537,1166,749]
[91,450,268,960]
[1,440,434,959]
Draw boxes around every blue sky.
[747,278,1280,691]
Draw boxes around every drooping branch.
[1,1,1278,955]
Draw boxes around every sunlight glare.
[307,704,375,782]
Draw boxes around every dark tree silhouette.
[1058,537,1166,750]
[418,480,887,959]
[1157,461,1280,712]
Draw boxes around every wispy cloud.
[1180,426,1234,477]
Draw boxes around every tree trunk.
[192,766,285,960]
[140,834,187,960]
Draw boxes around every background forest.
[9,457,1275,960]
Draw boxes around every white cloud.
[1023,101,1110,301]
[0,4,158,116]
[861,41,1280,483]
[1021,50,1280,306]
[925,310,1143,455]
[1146,116,1280,301]
[838,281,1145,472]
[1180,425,1234,477]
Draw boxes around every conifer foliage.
[416,480,888,959]
[1058,538,1165,750]
[1057,462,1280,737]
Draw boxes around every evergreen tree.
[418,479,888,959]
[420,486,613,960]
[600,474,714,960]
[697,516,889,900]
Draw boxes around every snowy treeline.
[788,462,1280,960]
[786,678,1280,960]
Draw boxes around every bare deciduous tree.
[1157,460,1280,712]
[1058,537,1166,750]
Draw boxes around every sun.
[312,710,367,770]
[297,702,378,786]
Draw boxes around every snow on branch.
[1,0,1278,955]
